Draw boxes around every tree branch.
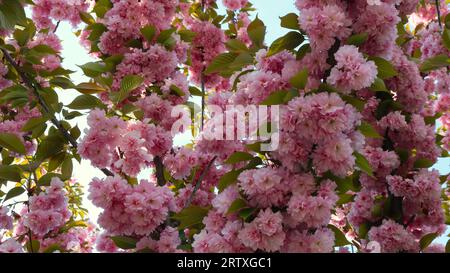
[1,48,114,177]
[435,0,442,29]
[154,156,166,186]
[184,156,217,208]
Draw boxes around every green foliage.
[280,13,300,30]
[267,31,304,57]
[354,152,374,177]
[0,133,26,155]
[172,205,210,230]
[110,236,138,250]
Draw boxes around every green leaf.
[238,207,257,221]
[267,31,304,57]
[289,68,308,89]
[78,62,109,78]
[347,32,368,47]
[442,28,450,50]
[4,187,25,202]
[0,133,26,155]
[140,25,156,42]
[420,54,450,72]
[280,13,299,30]
[172,205,209,230]
[116,75,144,103]
[22,117,49,132]
[354,152,374,177]
[178,29,197,42]
[260,90,290,105]
[369,56,398,79]
[93,0,112,18]
[42,244,64,253]
[446,239,450,253]
[110,236,138,250]
[370,78,389,92]
[226,39,248,53]
[79,11,95,25]
[74,82,106,95]
[67,94,105,110]
[413,158,434,168]
[61,157,73,180]
[218,169,241,192]
[188,86,203,96]
[50,77,75,89]
[48,152,66,172]
[358,121,382,139]
[328,224,351,247]
[0,0,27,29]
[37,173,62,187]
[227,199,248,215]
[170,84,185,97]
[204,52,238,75]
[247,16,266,48]
[157,28,176,44]
[225,152,254,164]
[341,94,365,112]
[419,233,438,250]
[25,239,40,253]
[0,165,22,182]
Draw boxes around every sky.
[34,1,449,242]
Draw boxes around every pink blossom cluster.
[112,46,179,92]
[32,0,90,29]
[327,45,378,93]
[88,176,175,236]
[28,32,63,72]
[187,20,227,89]
[0,207,13,231]
[298,3,351,51]
[275,92,362,176]
[79,109,172,177]
[39,225,96,253]
[98,0,178,55]
[222,0,248,10]
[22,178,71,237]
[0,239,23,253]
[368,220,419,253]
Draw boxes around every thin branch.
[184,156,217,208]
[1,48,114,177]
[435,0,442,29]
[200,72,205,131]
[53,21,61,33]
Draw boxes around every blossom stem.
[1,48,114,177]
[435,0,442,29]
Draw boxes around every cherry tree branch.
[184,156,217,208]
[154,156,166,186]
[1,48,114,177]
[435,0,442,29]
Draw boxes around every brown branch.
[184,156,217,208]
[1,48,114,177]
[154,156,166,186]
[435,0,442,29]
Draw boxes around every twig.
[53,21,61,33]
[184,156,217,208]
[1,48,114,177]
[435,0,442,29]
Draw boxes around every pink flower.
[368,220,420,253]
[222,0,248,10]
[327,45,378,93]
[0,239,23,253]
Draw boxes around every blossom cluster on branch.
[0,0,449,253]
